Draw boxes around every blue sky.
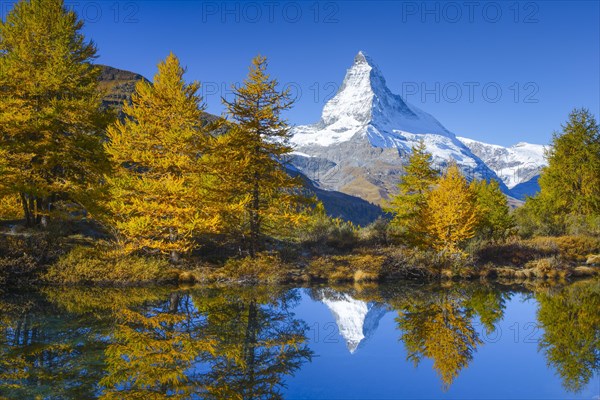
[3,1,599,146]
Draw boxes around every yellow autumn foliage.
[218,55,309,255]
[104,53,222,256]
[0,0,111,226]
[422,163,481,255]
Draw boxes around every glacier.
[457,137,547,189]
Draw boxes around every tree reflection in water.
[0,281,597,398]
[390,285,507,389]
[0,288,159,399]
[191,287,312,399]
[0,286,311,399]
[100,287,312,399]
[536,280,600,392]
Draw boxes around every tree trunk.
[19,193,55,228]
[20,193,32,226]
[243,300,259,399]
[29,196,35,225]
[169,228,180,263]
[169,293,181,313]
[35,197,49,227]
[249,173,260,258]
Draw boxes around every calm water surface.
[0,281,598,399]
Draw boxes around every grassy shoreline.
[1,227,598,287]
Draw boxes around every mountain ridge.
[289,52,508,203]
[457,136,547,198]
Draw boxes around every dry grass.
[307,253,386,283]
[4,221,598,286]
[572,266,599,277]
[353,269,378,282]
[210,252,289,284]
[527,235,600,262]
[489,256,597,281]
[585,254,600,265]
[474,235,600,275]
[0,231,63,285]
[474,240,555,267]
[305,248,453,282]
[44,244,173,285]
[177,271,196,283]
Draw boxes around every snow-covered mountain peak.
[349,51,385,84]
[457,137,547,190]
[319,51,381,129]
[288,52,528,202]
[353,50,373,66]
[294,52,454,148]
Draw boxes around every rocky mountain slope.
[98,65,221,125]
[289,52,510,205]
[98,65,146,113]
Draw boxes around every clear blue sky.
[3,1,599,146]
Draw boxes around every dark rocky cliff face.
[98,65,146,114]
[97,64,221,126]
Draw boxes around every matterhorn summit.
[293,51,453,147]
[289,51,510,203]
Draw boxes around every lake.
[0,280,598,399]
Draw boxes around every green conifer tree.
[519,109,600,235]
[471,179,515,241]
[386,139,438,243]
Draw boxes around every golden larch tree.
[104,53,220,258]
[423,163,480,254]
[397,292,482,389]
[387,139,438,244]
[220,55,307,256]
[0,0,110,226]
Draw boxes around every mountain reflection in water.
[0,280,598,399]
